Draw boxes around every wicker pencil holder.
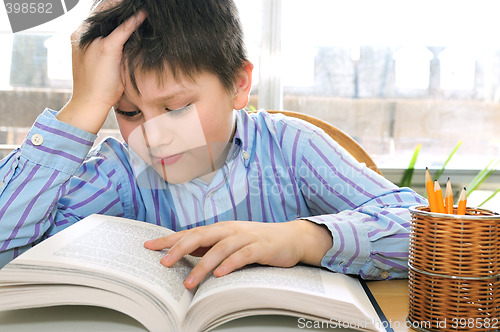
[408,205,499,332]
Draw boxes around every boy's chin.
[152,163,216,184]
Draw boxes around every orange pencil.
[445,178,453,214]
[457,187,467,215]
[434,180,446,214]
[425,168,438,212]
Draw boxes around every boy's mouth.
[152,153,184,166]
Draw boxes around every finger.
[160,228,231,267]
[144,231,187,250]
[106,9,147,47]
[183,239,251,289]
[213,243,262,278]
[71,5,146,51]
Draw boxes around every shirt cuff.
[20,109,98,175]
[305,213,371,274]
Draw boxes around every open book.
[0,214,386,332]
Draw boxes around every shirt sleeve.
[0,109,124,267]
[297,130,427,280]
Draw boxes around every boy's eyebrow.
[123,84,193,104]
[152,89,191,104]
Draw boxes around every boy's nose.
[142,114,175,147]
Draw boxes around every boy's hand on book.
[57,7,147,134]
[144,220,333,289]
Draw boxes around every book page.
[5,215,196,322]
[194,264,325,297]
[53,218,194,304]
[186,265,384,332]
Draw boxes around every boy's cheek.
[116,120,139,145]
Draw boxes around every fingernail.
[160,253,171,266]
[185,276,195,288]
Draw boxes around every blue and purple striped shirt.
[0,108,426,278]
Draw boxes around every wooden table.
[366,279,411,332]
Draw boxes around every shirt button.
[31,134,44,146]
[380,271,390,280]
[242,150,250,160]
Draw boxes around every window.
[1,0,499,208]
[393,47,433,90]
[243,0,500,208]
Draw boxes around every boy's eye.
[165,104,193,115]
[115,109,142,119]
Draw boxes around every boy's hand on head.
[57,8,147,134]
[144,220,333,290]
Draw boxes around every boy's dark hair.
[79,0,247,93]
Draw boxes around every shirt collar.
[233,109,257,167]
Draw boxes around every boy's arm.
[0,110,130,268]
[0,7,147,268]
[297,131,427,279]
[0,110,95,266]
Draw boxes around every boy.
[0,0,425,289]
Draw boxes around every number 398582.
[5,2,53,14]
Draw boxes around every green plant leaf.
[478,188,500,207]
[434,140,462,181]
[467,159,499,196]
[399,144,421,187]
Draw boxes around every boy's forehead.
[122,82,191,104]
[124,68,195,97]
[121,56,229,104]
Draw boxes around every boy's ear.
[233,61,254,110]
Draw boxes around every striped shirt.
[0,109,426,278]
